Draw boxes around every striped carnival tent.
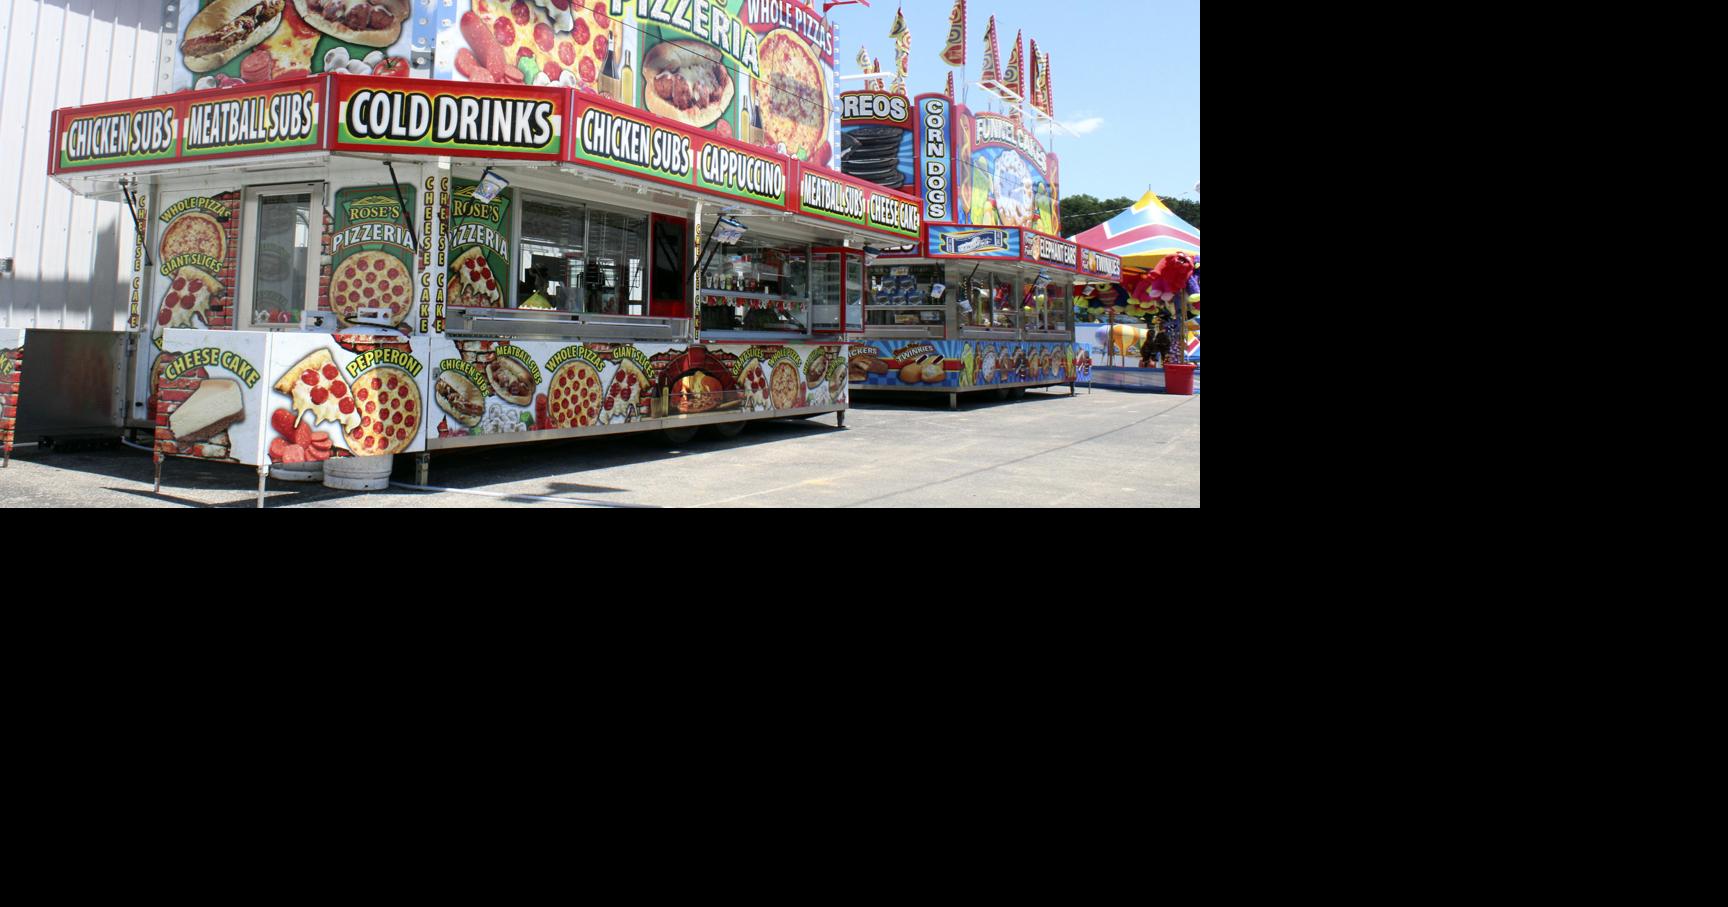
[1068,191,1199,269]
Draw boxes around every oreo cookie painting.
[842,125,911,190]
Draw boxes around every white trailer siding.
[0,0,168,330]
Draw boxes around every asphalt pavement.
[0,387,1200,508]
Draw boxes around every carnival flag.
[872,57,884,92]
[857,45,870,77]
[1004,30,1024,103]
[981,16,1000,89]
[1041,51,1053,115]
[941,0,966,66]
[889,6,909,47]
[890,6,910,97]
[1028,38,1044,114]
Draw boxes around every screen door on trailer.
[239,184,322,328]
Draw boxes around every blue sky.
[825,0,1200,203]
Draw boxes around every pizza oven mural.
[913,93,1060,236]
[435,0,839,166]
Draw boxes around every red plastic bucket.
[1164,363,1197,395]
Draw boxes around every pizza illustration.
[347,365,421,455]
[602,360,648,423]
[546,360,601,428]
[769,361,800,410]
[274,348,363,433]
[332,251,413,324]
[755,29,826,159]
[643,39,733,129]
[448,247,503,309]
[156,266,223,332]
[160,211,226,265]
[459,0,613,89]
[738,358,768,411]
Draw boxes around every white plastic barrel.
[323,454,393,491]
[270,461,324,483]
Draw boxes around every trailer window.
[240,185,321,329]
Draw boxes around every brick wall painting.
[137,188,241,428]
[1,329,23,463]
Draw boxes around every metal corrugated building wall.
[0,0,168,330]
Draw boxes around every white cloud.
[1064,117,1105,136]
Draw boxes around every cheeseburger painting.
[173,0,413,91]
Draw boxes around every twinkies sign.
[331,76,565,160]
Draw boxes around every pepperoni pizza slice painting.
[267,333,429,460]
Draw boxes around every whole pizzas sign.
[331,186,418,327]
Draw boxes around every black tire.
[661,426,700,445]
[707,420,746,439]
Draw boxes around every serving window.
[515,198,647,315]
[1027,280,1073,334]
[699,241,810,334]
[867,263,948,329]
[959,271,1019,331]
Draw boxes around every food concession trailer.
[835,90,1120,408]
[42,66,920,496]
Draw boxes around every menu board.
[170,0,416,92]
[439,1,838,165]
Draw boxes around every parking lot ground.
[0,388,1199,508]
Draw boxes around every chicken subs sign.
[331,76,566,159]
[52,79,325,173]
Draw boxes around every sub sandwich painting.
[173,0,414,91]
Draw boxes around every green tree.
[1161,197,1200,231]
[1059,194,1137,238]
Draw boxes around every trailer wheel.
[661,426,700,445]
[707,421,746,439]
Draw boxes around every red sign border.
[49,76,330,175]
[326,74,569,162]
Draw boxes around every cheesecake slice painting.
[170,379,246,443]
[155,329,271,465]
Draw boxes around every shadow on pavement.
[847,388,1077,413]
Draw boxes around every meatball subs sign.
[51,79,324,174]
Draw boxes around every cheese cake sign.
[157,330,271,464]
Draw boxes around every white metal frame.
[235,181,324,331]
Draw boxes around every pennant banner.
[1004,30,1024,102]
[941,0,967,67]
[981,16,1001,89]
